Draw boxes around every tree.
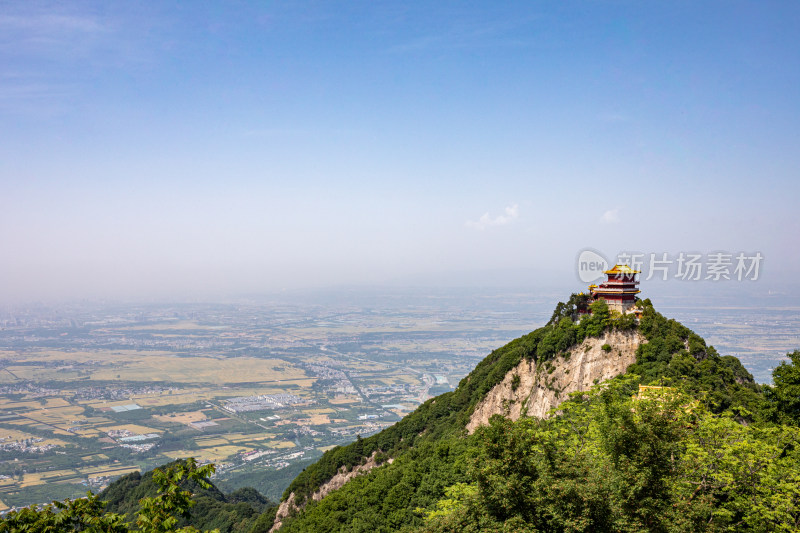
[135,459,218,533]
[765,350,800,425]
[583,299,610,337]
[420,377,800,532]
[0,459,219,533]
[0,492,127,533]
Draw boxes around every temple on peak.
[588,264,641,313]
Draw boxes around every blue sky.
[1,1,798,301]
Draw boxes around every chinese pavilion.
[589,264,640,313]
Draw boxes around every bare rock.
[466,329,645,432]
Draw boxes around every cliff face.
[467,329,645,432]
[270,452,391,532]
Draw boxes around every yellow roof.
[604,264,641,275]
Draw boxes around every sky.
[1,1,799,302]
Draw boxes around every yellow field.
[6,417,74,436]
[162,445,251,462]
[78,465,140,476]
[127,394,199,407]
[194,436,230,447]
[392,374,424,385]
[225,433,276,443]
[154,410,208,425]
[5,367,82,381]
[330,395,361,404]
[88,356,307,384]
[97,424,162,435]
[89,385,306,409]
[0,399,51,410]
[0,428,37,441]
[19,472,47,487]
[303,408,335,415]
[0,350,312,385]
[267,440,296,449]
[304,415,330,425]
[0,369,18,383]
[72,428,102,437]
[92,466,141,477]
[81,454,109,461]
[338,361,386,372]
[44,398,72,409]
[22,404,85,426]
[0,427,69,446]
[39,469,78,480]
[4,418,34,427]
[131,390,224,407]
[6,349,174,363]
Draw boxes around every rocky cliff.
[270,452,391,532]
[467,329,645,432]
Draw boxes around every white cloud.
[466,204,519,230]
[601,209,620,224]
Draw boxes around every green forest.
[3,298,799,532]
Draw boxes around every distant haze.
[1,2,799,303]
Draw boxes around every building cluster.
[303,363,347,380]
[0,438,59,454]
[222,393,305,413]
[363,383,409,398]
[330,421,391,438]
[0,384,60,397]
[239,449,277,462]
[304,362,359,395]
[75,385,179,401]
[120,442,157,453]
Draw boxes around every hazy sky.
[1,1,799,302]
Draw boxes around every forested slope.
[273,298,779,531]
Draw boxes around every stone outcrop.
[270,452,392,532]
[272,329,644,530]
[466,329,645,432]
